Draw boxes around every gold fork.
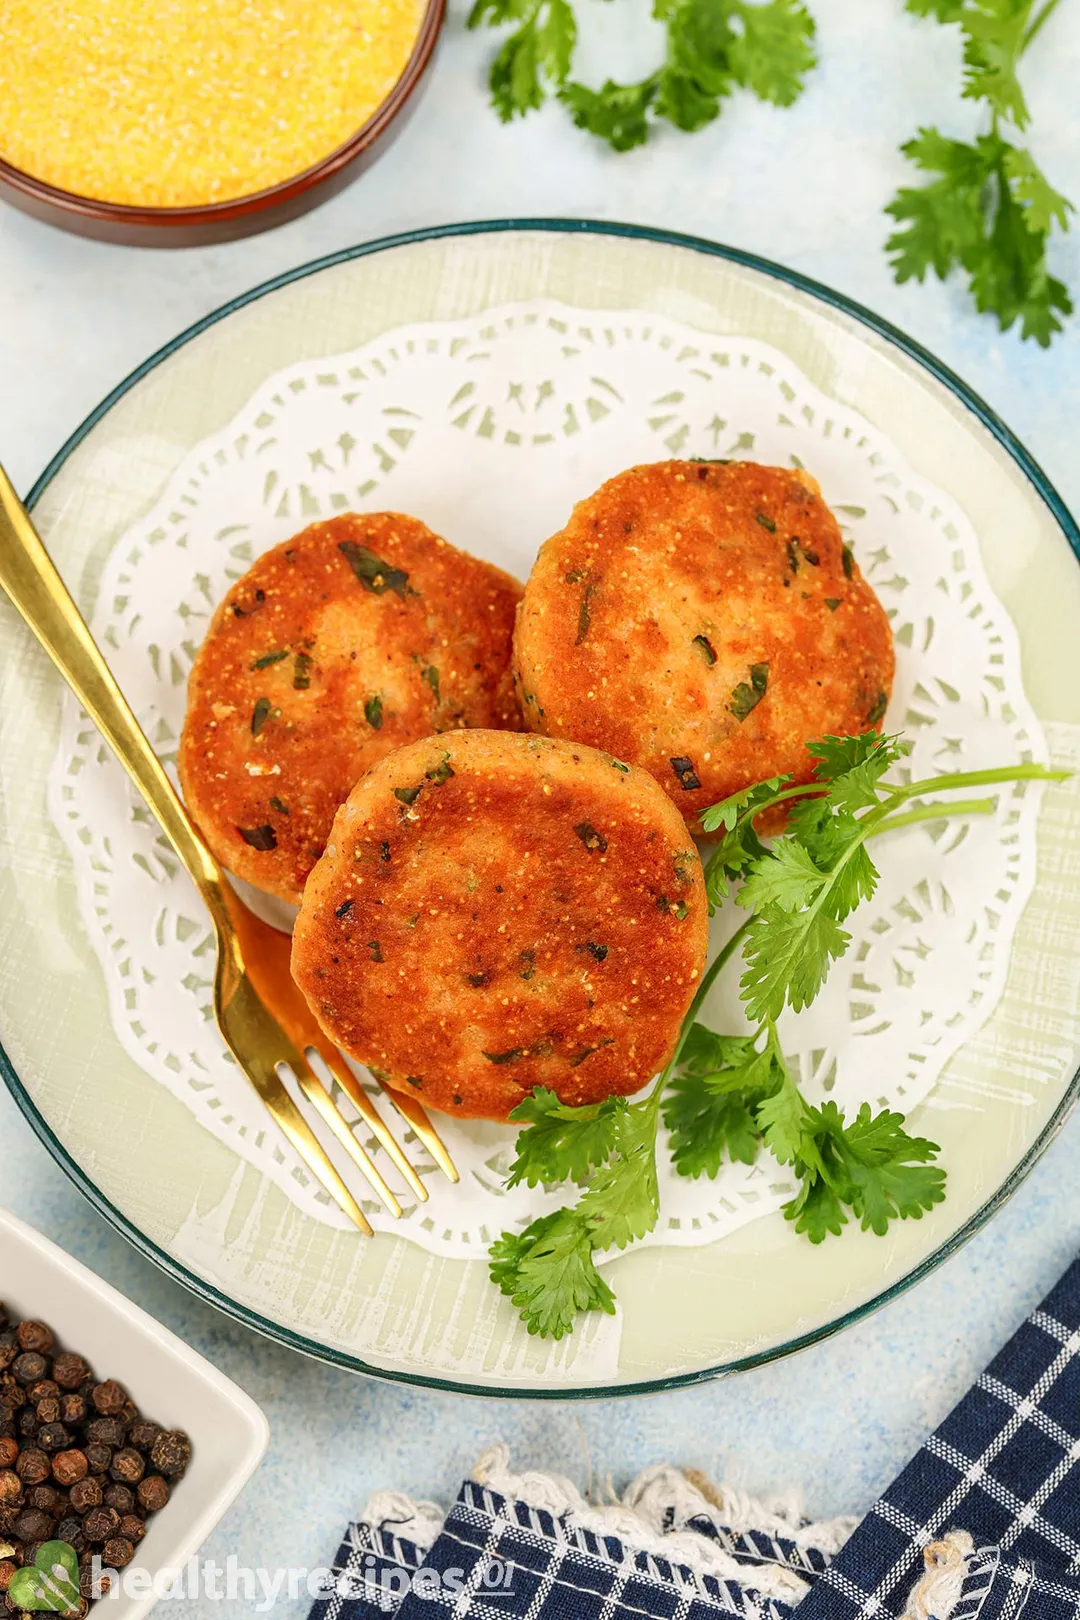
[0,463,457,1234]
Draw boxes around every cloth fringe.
[358,1443,856,1601]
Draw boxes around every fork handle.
[0,463,226,916]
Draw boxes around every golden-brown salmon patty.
[513,460,895,828]
[291,731,708,1121]
[179,514,522,902]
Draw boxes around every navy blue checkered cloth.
[312,1258,1080,1620]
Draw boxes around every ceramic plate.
[3,221,1080,1395]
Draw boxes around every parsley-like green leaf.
[754,1063,814,1164]
[700,775,789,836]
[736,840,827,915]
[785,1169,849,1241]
[809,731,907,808]
[470,0,577,119]
[905,0,963,17]
[560,77,657,151]
[790,1101,946,1240]
[505,1088,628,1188]
[579,1105,660,1250]
[960,2,1030,129]
[489,1209,615,1338]
[1003,146,1073,233]
[728,0,816,107]
[663,1074,761,1174]
[486,0,816,152]
[740,905,851,1022]
[887,3,1074,347]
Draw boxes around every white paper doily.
[48,300,1047,1252]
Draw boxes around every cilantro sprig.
[489,731,1067,1339]
[467,0,816,152]
[887,0,1073,346]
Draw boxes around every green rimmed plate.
[3,220,1080,1396]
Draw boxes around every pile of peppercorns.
[0,1308,192,1614]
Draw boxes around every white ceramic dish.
[0,1207,268,1620]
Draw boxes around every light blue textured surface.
[2,0,1080,1614]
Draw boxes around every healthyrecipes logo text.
[91,1553,516,1610]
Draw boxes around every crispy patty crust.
[513,460,895,828]
[179,514,522,902]
[291,731,708,1121]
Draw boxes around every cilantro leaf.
[809,730,907,811]
[960,1,1030,129]
[736,839,827,915]
[493,0,817,153]
[665,1025,776,1177]
[886,127,997,284]
[740,904,851,1022]
[905,0,963,16]
[560,77,657,151]
[700,775,790,836]
[888,4,1074,346]
[505,1088,627,1188]
[700,776,790,910]
[664,1074,761,1174]
[579,1105,660,1249]
[489,1209,615,1338]
[1004,146,1074,233]
[794,1102,946,1239]
[785,1169,849,1241]
[728,0,816,107]
[469,0,577,119]
[655,0,737,132]
[753,1063,814,1164]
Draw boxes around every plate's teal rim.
[5,217,1080,1399]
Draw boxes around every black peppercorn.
[51,1354,90,1392]
[102,1537,135,1569]
[84,1444,112,1475]
[0,1442,15,1471]
[14,1450,49,1486]
[69,1477,103,1515]
[82,1505,120,1543]
[55,1516,86,1553]
[28,1381,59,1405]
[118,1514,145,1544]
[86,1417,126,1449]
[34,1398,60,1426]
[37,1423,70,1453]
[136,1475,169,1513]
[103,1485,134,1515]
[11,1355,47,1388]
[15,1324,53,1358]
[149,1432,191,1480]
[26,1484,65,1515]
[109,1449,144,1486]
[0,1561,13,1594]
[14,1506,54,1542]
[52,1450,88,1487]
[126,1421,160,1453]
[16,1410,39,1441]
[59,1394,87,1428]
[90,1382,126,1417]
[0,1472,20,1506]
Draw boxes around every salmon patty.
[291,731,708,1121]
[179,514,522,902]
[513,460,895,828]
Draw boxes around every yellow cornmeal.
[0,0,426,208]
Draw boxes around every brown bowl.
[0,0,444,248]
